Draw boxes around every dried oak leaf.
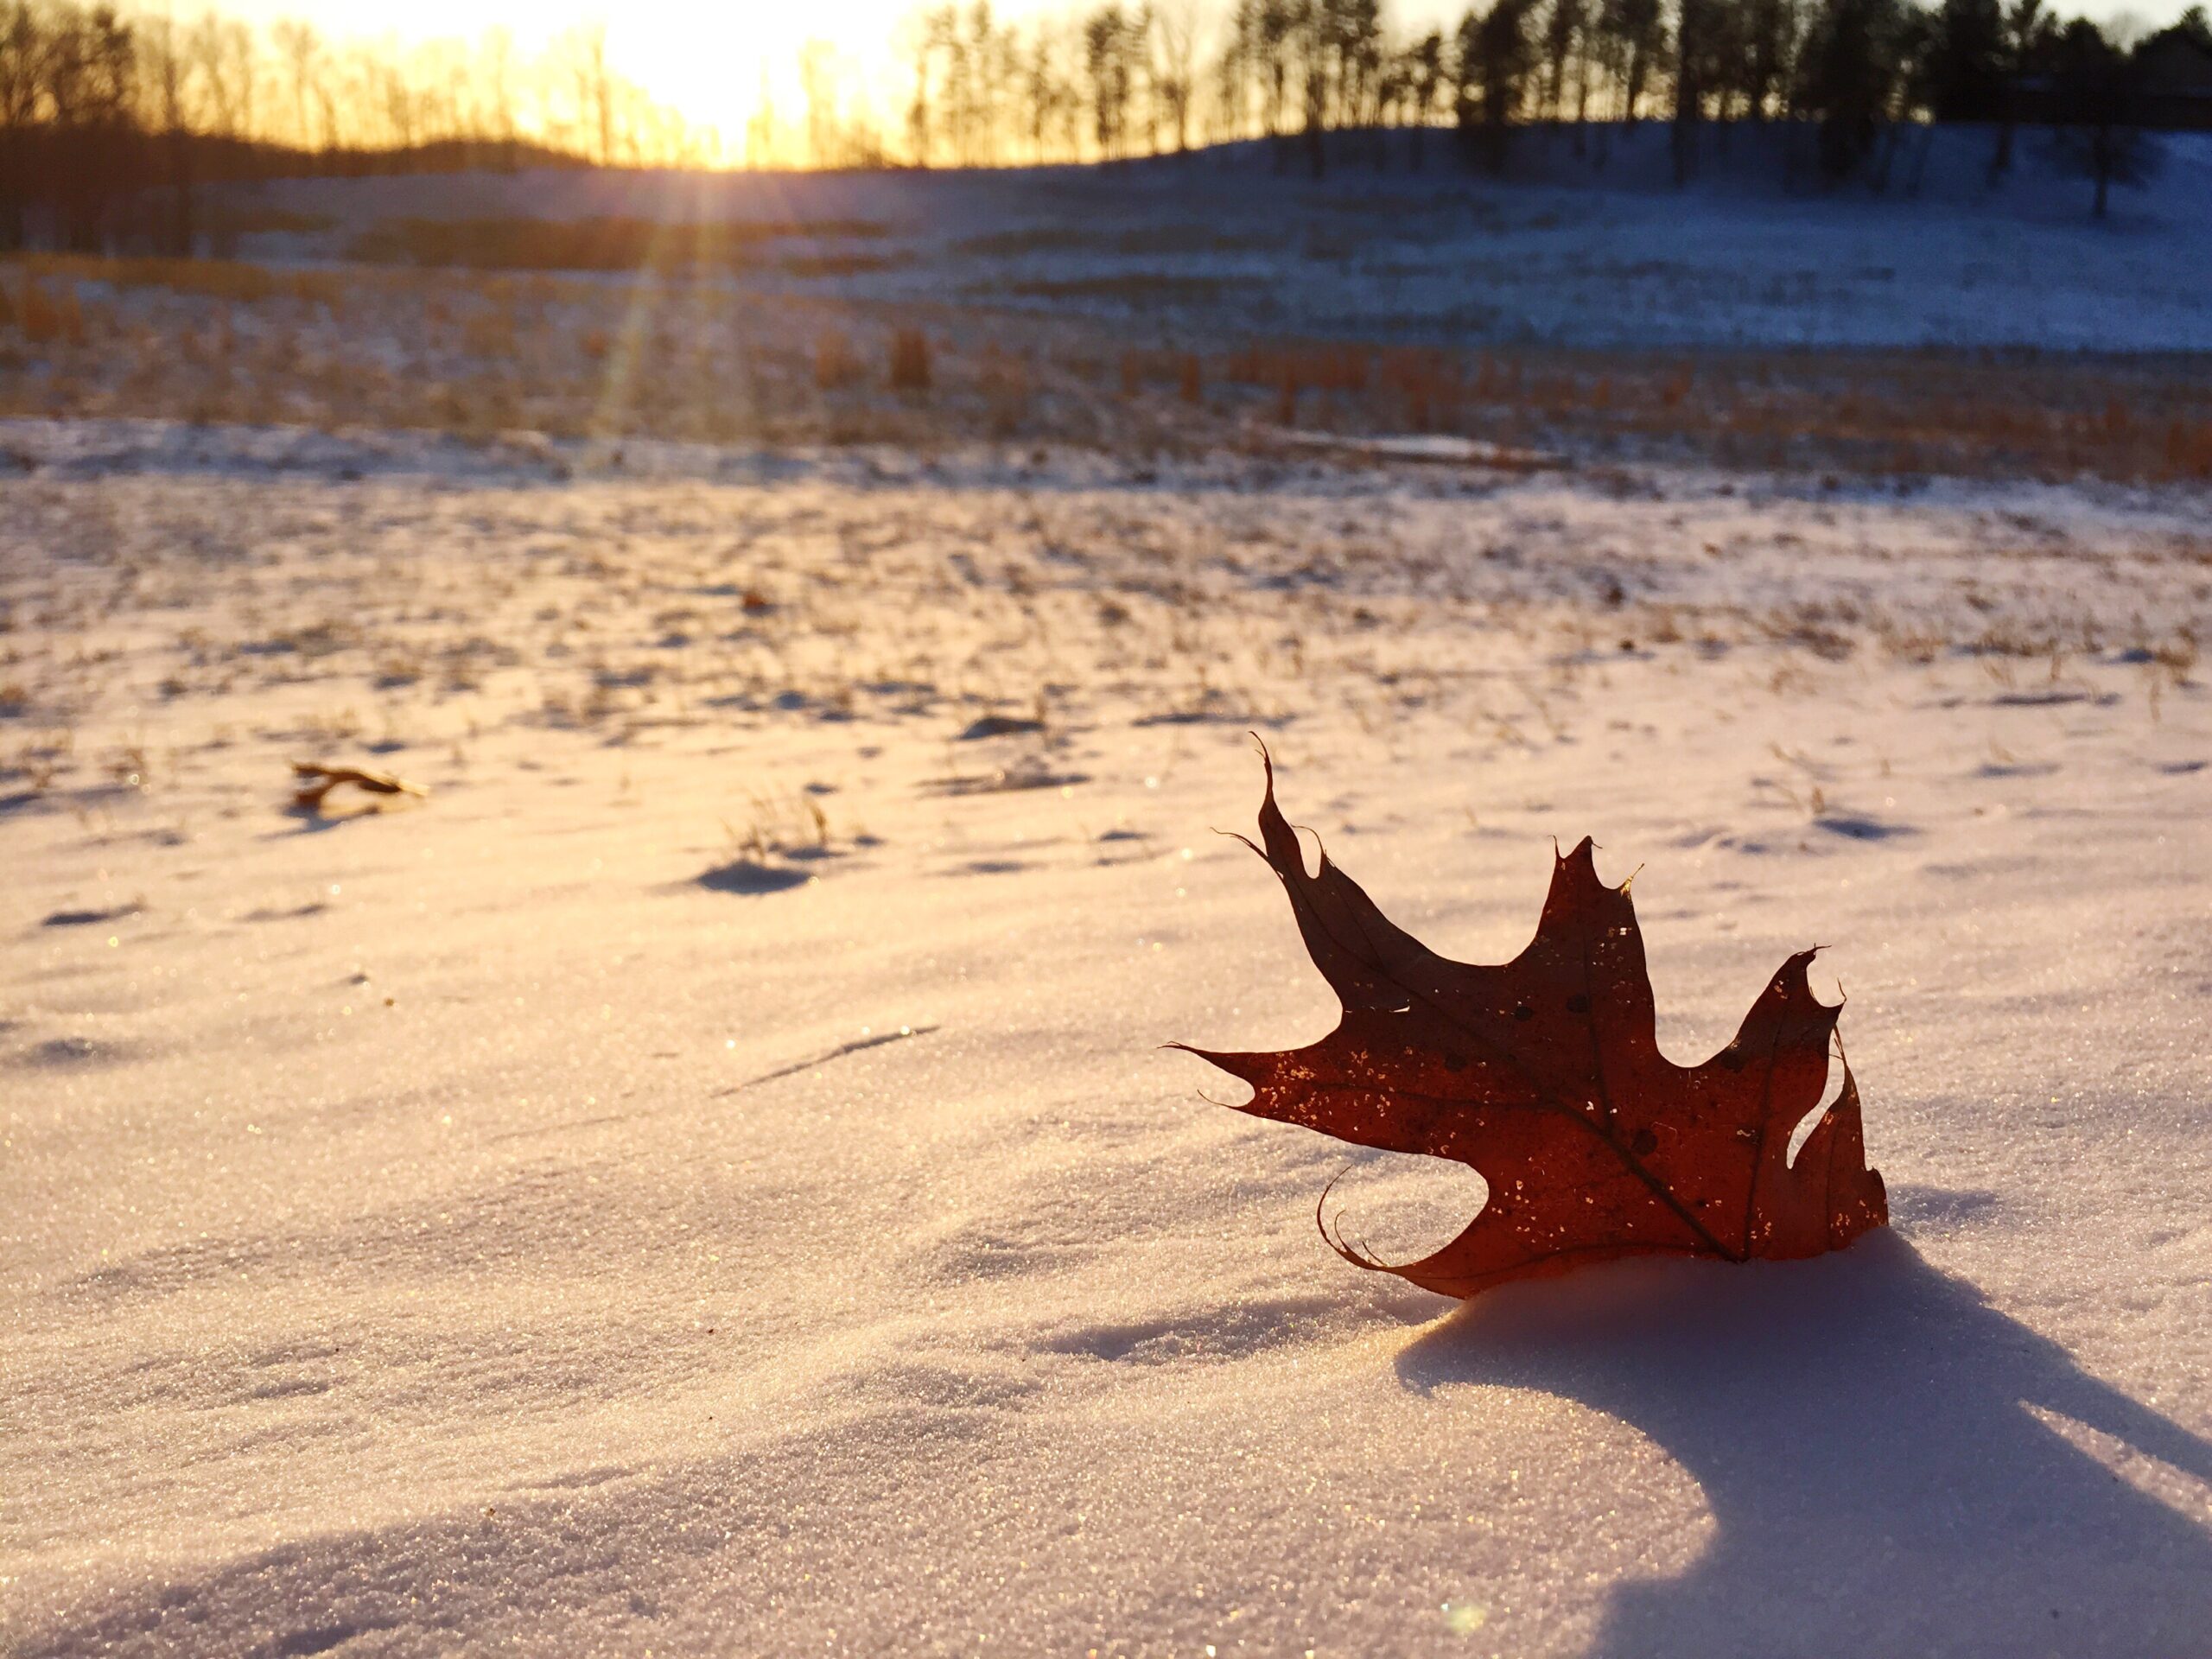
[290,762,427,815]
[1179,757,1886,1299]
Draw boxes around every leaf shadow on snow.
[1393,1227,2212,1659]
[264,803,400,838]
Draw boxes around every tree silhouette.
[2048,15,2160,217]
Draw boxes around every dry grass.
[1001,273,1225,307]
[346,216,887,273]
[15,275,86,345]
[978,346,1030,435]
[1225,343,1374,398]
[208,206,340,238]
[719,788,838,861]
[815,330,861,391]
[1207,339,2212,483]
[888,328,931,393]
[5,252,340,307]
[782,252,904,278]
[1177,352,1203,404]
[1116,349,1207,407]
[6,242,2205,484]
[3,442,2200,843]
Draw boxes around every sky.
[206,0,2191,149]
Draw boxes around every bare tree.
[902,6,948,164]
[1742,0,1802,118]
[1594,0,1667,120]
[1152,0,1199,149]
[481,24,516,168]
[1459,0,1540,170]
[1674,0,1710,176]
[1083,3,1134,157]
[0,2,47,248]
[1543,0,1587,118]
[1294,0,1326,175]
[560,22,613,167]
[270,17,319,150]
[1021,20,1077,160]
[1406,27,1446,164]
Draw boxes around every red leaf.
[1180,753,1887,1299]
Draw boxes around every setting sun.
[195,0,1078,162]
[11,0,2182,167]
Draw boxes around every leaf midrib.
[1286,861,1745,1265]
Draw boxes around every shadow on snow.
[1396,1225,2212,1658]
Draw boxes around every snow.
[3,420,2210,1656]
[226,125,2212,352]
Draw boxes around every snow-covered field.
[4,419,2209,1656]
[226,124,2212,351]
[16,133,2203,493]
